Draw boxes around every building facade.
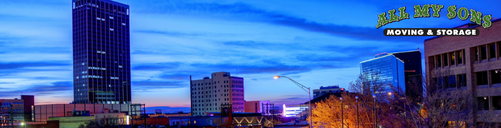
[282,104,308,118]
[190,72,244,116]
[312,85,344,99]
[72,0,131,104]
[244,100,270,113]
[360,53,405,95]
[390,50,423,102]
[33,103,142,122]
[0,95,35,125]
[425,19,501,124]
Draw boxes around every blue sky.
[1,0,500,112]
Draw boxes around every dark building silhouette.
[392,50,423,102]
[72,0,131,104]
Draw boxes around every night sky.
[1,0,500,113]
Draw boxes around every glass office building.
[72,0,131,104]
[360,54,405,94]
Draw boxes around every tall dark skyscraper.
[72,0,131,104]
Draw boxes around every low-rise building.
[0,95,35,127]
[313,85,344,99]
[244,100,270,113]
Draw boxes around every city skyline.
[1,0,501,112]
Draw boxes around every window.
[491,70,501,84]
[477,97,489,110]
[122,23,126,26]
[481,45,487,60]
[443,54,448,66]
[458,74,466,87]
[489,43,496,59]
[437,55,442,67]
[493,96,501,110]
[476,71,488,85]
[446,75,456,88]
[437,77,444,89]
[457,50,463,64]
[109,28,114,31]
[109,16,113,19]
[450,52,455,65]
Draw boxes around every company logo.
[377,5,493,36]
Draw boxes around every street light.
[355,96,359,128]
[340,97,344,128]
[21,122,26,128]
[373,94,377,128]
[274,76,312,128]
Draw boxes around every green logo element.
[376,4,493,29]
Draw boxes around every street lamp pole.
[274,76,312,128]
[355,96,359,128]
[340,97,344,128]
[373,94,377,128]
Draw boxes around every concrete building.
[244,100,270,113]
[72,0,131,104]
[425,19,501,124]
[312,85,344,99]
[190,72,244,116]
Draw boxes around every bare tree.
[398,69,499,128]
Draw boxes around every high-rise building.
[190,72,244,116]
[425,19,501,124]
[360,50,423,101]
[391,50,423,102]
[72,0,131,104]
[360,53,406,95]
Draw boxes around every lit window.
[122,23,126,26]
[102,51,105,54]
[109,85,112,87]
[110,28,114,31]
[76,76,79,79]
[82,63,85,65]
[109,16,113,19]
[118,65,122,68]
[97,50,101,53]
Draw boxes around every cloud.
[159,72,195,81]
[132,80,187,89]
[0,81,72,97]
[132,62,182,71]
[134,1,426,43]
[0,61,70,70]
[190,60,311,75]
